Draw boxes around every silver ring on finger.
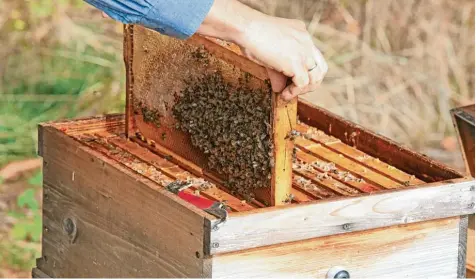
[308,63,318,72]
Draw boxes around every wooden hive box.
[32,26,475,278]
[451,104,475,277]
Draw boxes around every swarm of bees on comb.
[173,71,274,196]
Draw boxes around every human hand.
[238,16,328,100]
[198,0,328,101]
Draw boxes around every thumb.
[266,68,287,93]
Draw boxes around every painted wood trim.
[210,178,475,254]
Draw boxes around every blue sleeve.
[84,0,214,39]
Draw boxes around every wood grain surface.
[212,218,461,278]
[210,178,474,254]
[37,125,213,278]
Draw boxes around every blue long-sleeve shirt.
[84,0,214,39]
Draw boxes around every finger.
[304,56,317,72]
[281,85,294,101]
[291,63,310,88]
[289,84,303,98]
[102,12,110,18]
[308,63,323,87]
[266,68,287,92]
[312,46,328,81]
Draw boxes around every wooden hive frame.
[124,25,295,206]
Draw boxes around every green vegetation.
[0,1,125,275]
[1,171,43,272]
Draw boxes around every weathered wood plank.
[212,218,460,278]
[32,268,50,278]
[38,125,213,277]
[458,216,469,279]
[468,227,475,273]
[298,99,463,182]
[451,105,475,178]
[210,178,474,254]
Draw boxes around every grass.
[0,171,43,274]
[1,46,125,165]
[0,1,124,276]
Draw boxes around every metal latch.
[165,180,228,230]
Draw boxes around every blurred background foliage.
[0,0,474,277]
[1,0,124,276]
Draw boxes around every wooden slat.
[296,137,402,189]
[78,132,254,212]
[295,148,380,193]
[209,178,474,254]
[106,135,256,212]
[294,167,361,196]
[212,218,460,278]
[131,136,266,209]
[268,94,296,206]
[38,125,212,277]
[295,123,425,185]
[46,114,125,136]
[298,99,463,182]
[292,174,337,199]
[289,187,313,203]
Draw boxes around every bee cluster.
[173,71,274,196]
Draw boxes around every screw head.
[342,223,352,231]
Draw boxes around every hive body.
[31,25,475,278]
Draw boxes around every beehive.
[32,26,475,278]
